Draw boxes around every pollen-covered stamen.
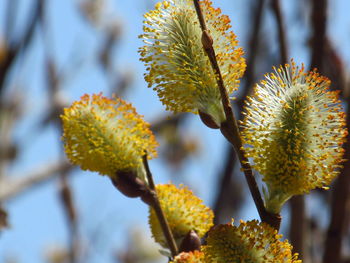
[61,93,158,180]
[203,220,301,263]
[241,62,347,213]
[171,251,204,263]
[149,184,214,249]
[139,0,246,125]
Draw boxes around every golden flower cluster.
[171,251,205,263]
[203,220,301,263]
[139,0,245,126]
[149,184,214,248]
[61,93,158,180]
[241,62,347,212]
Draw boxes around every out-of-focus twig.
[0,93,22,178]
[0,160,72,201]
[151,114,186,134]
[213,146,243,224]
[307,0,350,261]
[270,0,288,64]
[238,0,265,110]
[289,196,309,262]
[40,4,80,260]
[322,38,347,94]
[59,169,79,263]
[0,0,43,91]
[0,206,9,230]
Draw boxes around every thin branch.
[289,195,309,262]
[0,160,72,201]
[59,172,79,263]
[192,0,281,230]
[142,155,178,258]
[40,7,80,260]
[0,206,9,230]
[306,1,350,261]
[213,0,266,224]
[213,146,238,224]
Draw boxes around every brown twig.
[192,0,281,230]
[40,7,80,260]
[238,0,265,109]
[0,160,72,201]
[59,172,79,263]
[306,1,350,261]
[289,196,309,262]
[142,155,178,258]
[213,146,239,224]
[213,0,266,224]
[0,205,9,230]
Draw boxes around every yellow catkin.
[61,93,158,179]
[241,61,347,213]
[149,184,214,249]
[203,219,301,263]
[139,0,246,125]
[171,251,204,263]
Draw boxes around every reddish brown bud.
[111,171,149,198]
[140,190,154,206]
[199,110,220,129]
[179,230,201,253]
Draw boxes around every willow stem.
[192,0,281,230]
[142,155,179,258]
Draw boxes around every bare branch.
[0,160,72,201]
[192,0,281,230]
[142,155,178,258]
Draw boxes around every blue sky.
[1,0,349,262]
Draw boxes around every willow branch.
[213,146,238,224]
[142,155,178,258]
[289,195,308,261]
[192,0,281,230]
[213,0,266,224]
